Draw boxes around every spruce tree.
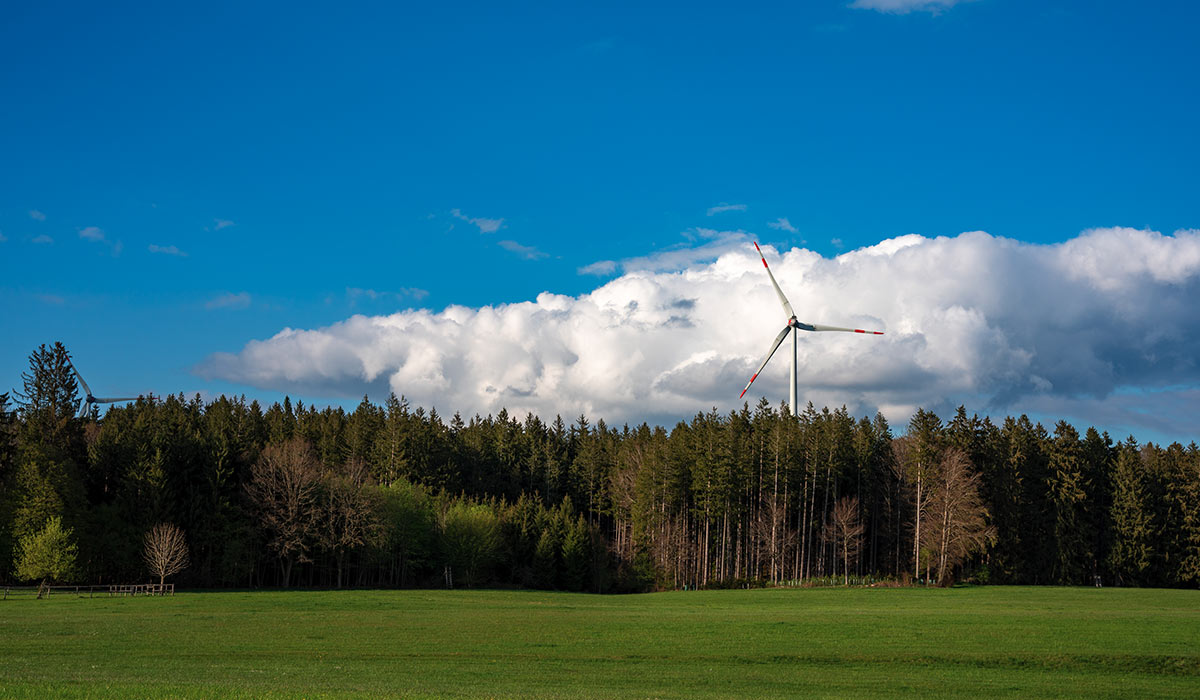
[561,514,591,591]
[1108,438,1152,585]
[1048,421,1091,584]
[14,342,82,455]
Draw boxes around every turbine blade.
[739,324,793,399]
[66,358,93,397]
[93,397,139,404]
[78,400,90,419]
[754,242,795,319]
[807,323,884,335]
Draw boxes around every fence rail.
[2,583,175,600]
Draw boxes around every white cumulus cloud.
[198,228,1200,439]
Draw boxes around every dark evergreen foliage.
[4,344,1199,590]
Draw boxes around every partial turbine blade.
[93,397,139,404]
[754,242,795,320]
[78,399,91,419]
[739,324,793,399]
[808,323,884,335]
[66,358,93,397]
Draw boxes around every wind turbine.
[739,242,884,416]
[67,358,140,418]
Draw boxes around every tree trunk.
[914,466,922,579]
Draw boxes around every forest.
[1,342,1198,591]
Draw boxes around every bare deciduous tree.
[319,457,379,588]
[143,522,189,586]
[925,448,996,585]
[823,496,865,585]
[754,493,794,584]
[247,437,321,586]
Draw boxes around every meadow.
[0,586,1197,699]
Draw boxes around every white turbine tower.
[739,242,884,415]
[67,358,140,418]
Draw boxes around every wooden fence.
[2,583,175,599]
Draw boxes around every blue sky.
[3,1,1199,443]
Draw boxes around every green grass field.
[0,586,1197,699]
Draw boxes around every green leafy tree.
[372,478,435,586]
[14,515,78,588]
[440,500,501,587]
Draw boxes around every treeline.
[1,342,1198,590]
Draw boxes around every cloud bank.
[198,228,1200,439]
